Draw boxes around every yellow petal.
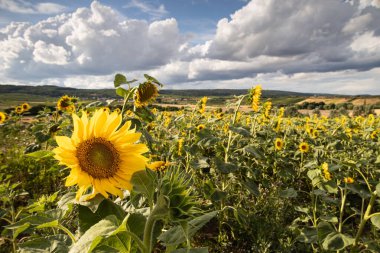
[76,185,90,201]
[104,112,122,137]
[119,143,149,155]
[112,133,142,144]
[93,179,109,198]
[94,111,107,137]
[55,136,75,151]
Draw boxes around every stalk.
[352,191,377,250]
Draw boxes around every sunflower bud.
[160,168,198,221]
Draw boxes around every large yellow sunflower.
[53,109,149,200]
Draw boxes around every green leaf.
[211,190,227,202]
[158,211,217,246]
[214,158,238,174]
[131,169,157,204]
[191,158,210,169]
[318,180,338,194]
[172,248,208,253]
[322,232,354,251]
[95,232,131,253]
[317,221,335,241]
[115,87,128,97]
[13,222,30,239]
[296,227,317,243]
[26,150,53,160]
[18,234,70,253]
[69,215,120,253]
[243,145,264,160]
[376,183,380,197]
[242,179,259,197]
[126,213,146,238]
[58,192,76,212]
[36,219,59,229]
[144,74,163,87]
[370,214,380,229]
[320,216,338,223]
[279,188,298,198]
[229,126,251,137]
[114,74,127,88]
[78,199,126,235]
[347,183,371,199]
[6,215,56,230]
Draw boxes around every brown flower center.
[76,137,120,179]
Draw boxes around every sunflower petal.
[55,136,76,150]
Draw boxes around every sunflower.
[274,138,284,151]
[53,109,149,200]
[147,161,171,172]
[134,82,159,108]
[370,130,378,140]
[197,124,205,131]
[0,112,6,124]
[57,95,75,112]
[299,142,309,153]
[249,85,262,112]
[15,106,23,114]
[343,177,354,184]
[22,103,31,111]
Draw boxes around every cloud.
[0,0,379,94]
[123,0,168,19]
[0,0,66,14]
[0,1,182,80]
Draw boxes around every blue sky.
[0,0,380,94]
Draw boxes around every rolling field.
[0,82,380,253]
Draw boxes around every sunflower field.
[0,74,380,253]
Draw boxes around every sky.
[0,0,380,94]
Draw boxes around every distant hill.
[0,84,340,98]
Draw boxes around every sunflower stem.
[57,224,76,243]
[143,211,156,253]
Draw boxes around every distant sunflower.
[197,124,205,131]
[147,160,171,172]
[22,103,31,111]
[343,177,354,184]
[134,82,159,108]
[57,95,75,112]
[0,112,6,124]
[274,138,284,151]
[15,106,23,114]
[53,109,149,200]
[299,142,309,153]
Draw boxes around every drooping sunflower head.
[22,103,31,111]
[134,81,159,108]
[15,106,23,114]
[299,142,309,153]
[53,109,149,200]
[57,95,75,112]
[275,138,284,150]
[0,112,6,124]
